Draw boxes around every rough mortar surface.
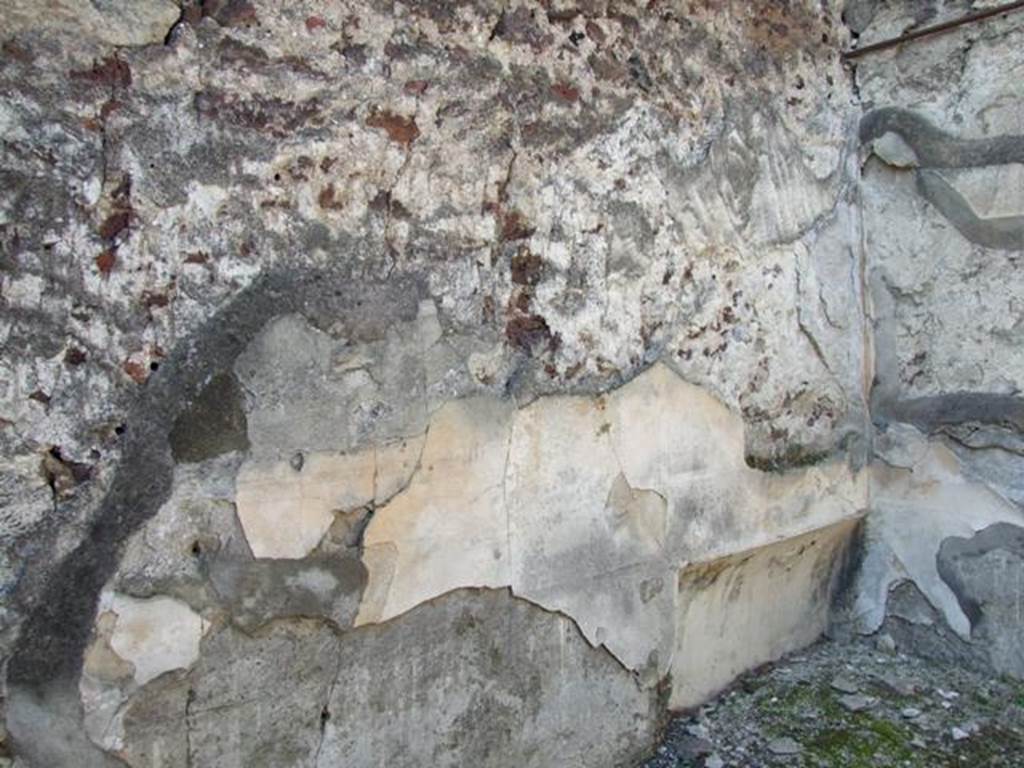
[1,0,1023,765]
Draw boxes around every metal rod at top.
[841,0,1024,60]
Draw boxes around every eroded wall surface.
[1,0,1020,765]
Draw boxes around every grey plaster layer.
[5,681,124,768]
[113,588,657,768]
[860,108,1024,250]
[320,588,658,768]
[114,616,342,768]
[938,523,1024,677]
[111,455,251,610]
[860,107,1024,169]
[175,617,343,768]
[167,373,249,464]
[875,392,1024,435]
[233,306,441,462]
[877,580,988,674]
[842,0,880,35]
[207,552,367,632]
[943,425,1024,508]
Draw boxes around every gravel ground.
[641,637,1024,767]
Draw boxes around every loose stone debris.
[642,638,1024,767]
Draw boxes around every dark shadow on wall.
[5,264,424,765]
[859,107,1024,250]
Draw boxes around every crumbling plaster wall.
[841,0,1024,678]
[0,0,1020,765]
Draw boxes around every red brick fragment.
[551,82,580,103]
[98,211,130,241]
[95,248,116,276]
[123,359,149,385]
[500,210,535,242]
[70,56,131,88]
[64,348,87,366]
[366,110,420,146]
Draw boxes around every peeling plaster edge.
[350,514,867,684]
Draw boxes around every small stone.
[705,755,724,768]
[873,131,919,168]
[767,737,802,756]
[951,726,970,741]
[686,723,710,740]
[910,737,927,750]
[880,675,918,697]
[875,632,897,653]
[937,688,960,701]
[838,694,874,712]
[901,707,922,719]
[678,735,714,758]
[831,675,860,694]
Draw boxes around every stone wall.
[0,0,1020,765]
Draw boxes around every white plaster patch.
[235,436,425,560]
[2,274,45,309]
[106,593,205,686]
[235,451,374,559]
[872,132,919,169]
[284,568,340,597]
[357,397,515,624]
[356,364,866,676]
[854,424,1024,639]
[672,518,859,708]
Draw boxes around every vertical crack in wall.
[184,685,195,768]
[795,264,836,380]
[501,420,515,587]
[313,650,344,768]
